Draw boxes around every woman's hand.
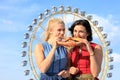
[57,70,70,78]
[50,37,62,48]
[69,66,79,75]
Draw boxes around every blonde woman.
[34,18,70,80]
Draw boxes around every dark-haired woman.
[68,19,103,80]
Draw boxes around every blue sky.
[0,0,120,80]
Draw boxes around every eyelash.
[74,30,84,33]
[58,29,65,31]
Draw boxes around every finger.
[57,70,65,76]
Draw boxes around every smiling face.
[45,18,65,41]
[73,25,88,39]
[69,20,93,41]
[50,22,65,39]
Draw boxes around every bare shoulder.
[95,44,102,50]
[94,44,103,55]
[34,43,44,54]
[34,44,45,66]
[35,43,43,48]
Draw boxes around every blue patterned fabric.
[39,42,68,80]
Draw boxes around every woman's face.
[73,25,88,39]
[51,22,65,39]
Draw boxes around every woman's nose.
[61,31,65,34]
[75,33,79,37]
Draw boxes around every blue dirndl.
[39,42,68,80]
[40,73,68,80]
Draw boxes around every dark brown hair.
[69,19,93,41]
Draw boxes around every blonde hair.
[45,18,65,41]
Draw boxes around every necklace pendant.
[79,48,82,54]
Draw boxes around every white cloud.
[0,7,37,32]
[1,3,120,39]
[90,14,120,47]
[0,19,18,32]
[0,0,28,4]
[0,1,44,32]
[92,14,120,33]
[2,20,13,24]
[110,53,120,63]
[65,14,120,43]
[52,13,120,47]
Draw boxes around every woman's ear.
[49,28,53,34]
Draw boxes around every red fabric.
[70,42,97,74]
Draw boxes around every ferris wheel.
[21,6,114,80]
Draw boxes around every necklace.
[79,46,82,54]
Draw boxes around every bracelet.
[90,53,95,56]
[76,68,79,73]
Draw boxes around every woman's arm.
[92,45,103,75]
[86,43,103,77]
[34,43,57,73]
